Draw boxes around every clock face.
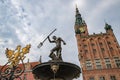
[79,27,85,33]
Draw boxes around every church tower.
[74,7,120,80]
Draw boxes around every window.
[89,77,94,80]
[86,60,92,70]
[85,50,88,53]
[107,41,111,45]
[110,76,116,80]
[114,57,120,68]
[116,46,119,48]
[95,59,102,69]
[93,49,96,53]
[99,76,105,80]
[99,42,103,46]
[91,43,95,46]
[101,48,105,52]
[82,39,86,42]
[84,45,87,48]
[105,58,111,68]
[110,47,113,51]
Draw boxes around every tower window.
[86,60,92,70]
[114,57,120,68]
[89,77,94,80]
[105,58,111,69]
[95,59,102,69]
[99,76,105,80]
[110,76,116,80]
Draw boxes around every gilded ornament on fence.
[5,44,31,68]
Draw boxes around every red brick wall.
[75,24,120,80]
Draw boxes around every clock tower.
[74,6,88,36]
[74,7,120,80]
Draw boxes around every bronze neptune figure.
[48,36,66,60]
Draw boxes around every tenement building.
[74,7,120,80]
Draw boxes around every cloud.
[0,0,120,80]
[72,0,86,9]
[88,0,120,20]
[79,0,120,35]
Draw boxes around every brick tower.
[74,7,120,80]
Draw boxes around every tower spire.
[75,5,81,16]
[74,6,88,35]
[104,22,113,31]
[75,6,84,26]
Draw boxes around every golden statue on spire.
[5,44,31,68]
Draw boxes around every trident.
[37,29,57,48]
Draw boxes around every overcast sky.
[0,0,120,80]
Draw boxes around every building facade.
[74,7,120,80]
